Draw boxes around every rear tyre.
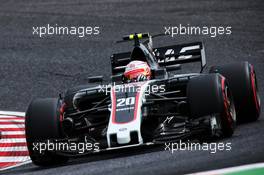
[187,74,236,137]
[210,62,261,122]
[26,98,68,166]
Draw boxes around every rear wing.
[110,42,206,75]
[155,42,206,72]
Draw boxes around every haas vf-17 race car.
[25,33,261,166]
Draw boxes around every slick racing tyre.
[187,74,236,137]
[210,62,261,122]
[25,98,68,166]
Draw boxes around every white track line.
[0,111,25,117]
[0,124,24,128]
[0,131,25,135]
[0,147,28,152]
[0,120,24,122]
[189,162,264,175]
[0,156,30,162]
[0,139,26,143]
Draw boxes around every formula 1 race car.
[25,33,261,166]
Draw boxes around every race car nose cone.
[117,130,131,144]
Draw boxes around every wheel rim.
[225,85,236,123]
[221,77,236,126]
[250,65,261,113]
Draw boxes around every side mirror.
[88,76,103,83]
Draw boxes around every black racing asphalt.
[0,0,264,174]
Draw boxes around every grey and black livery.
[25,32,260,166]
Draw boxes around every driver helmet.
[124,60,151,82]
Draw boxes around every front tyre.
[187,74,236,138]
[210,62,261,122]
[25,98,68,166]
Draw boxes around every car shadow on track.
[3,119,263,174]
[3,144,164,174]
